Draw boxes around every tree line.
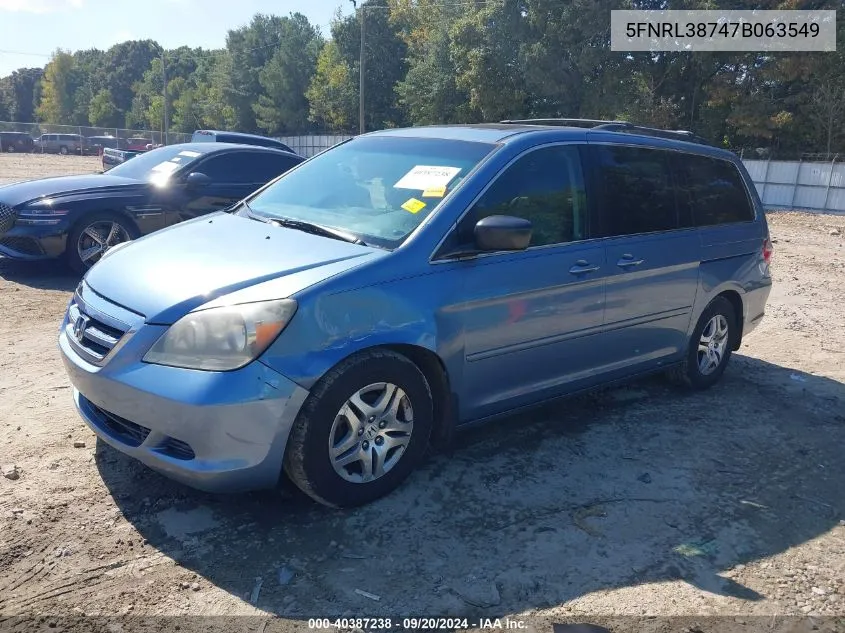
[1,0,843,156]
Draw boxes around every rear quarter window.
[673,154,755,226]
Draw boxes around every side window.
[673,154,754,226]
[594,145,678,236]
[195,152,298,184]
[462,145,588,248]
[249,154,301,181]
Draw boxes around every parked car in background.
[0,142,303,271]
[101,147,145,171]
[34,133,86,155]
[192,129,296,154]
[0,131,35,153]
[85,135,121,155]
[56,121,773,508]
[126,137,153,151]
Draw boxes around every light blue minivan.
[58,120,773,507]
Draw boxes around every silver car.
[34,133,85,155]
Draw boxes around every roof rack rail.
[500,118,628,127]
[498,118,712,146]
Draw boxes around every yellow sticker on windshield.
[401,198,427,214]
[422,186,446,198]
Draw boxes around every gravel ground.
[0,154,844,633]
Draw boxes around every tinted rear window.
[594,145,681,236]
[196,151,301,183]
[674,154,755,226]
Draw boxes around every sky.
[0,0,354,76]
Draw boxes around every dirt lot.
[1,154,844,632]
[0,153,102,186]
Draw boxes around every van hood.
[0,174,144,207]
[84,212,383,324]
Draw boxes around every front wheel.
[66,213,136,273]
[59,145,69,155]
[668,296,737,390]
[284,349,433,508]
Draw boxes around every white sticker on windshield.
[394,165,462,191]
[179,150,201,158]
[151,161,180,174]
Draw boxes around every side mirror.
[474,215,532,252]
[185,172,211,189]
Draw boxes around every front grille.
[84,398,151,447]
[67,301,128,363]
[0,203,16,233]
[0,236,42,256]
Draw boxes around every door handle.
[569,260,600,275]
[617,255,645,268]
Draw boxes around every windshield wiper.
[240,203,367,246]
[269,218,368,246]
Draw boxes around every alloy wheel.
[697,314,729,376]
[77,221,130,267]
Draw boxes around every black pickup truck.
[101,147,146,171]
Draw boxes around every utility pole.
[162,52,169,145]
[350,0,365,135]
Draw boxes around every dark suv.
[191,130,296,154]
[0,131,35,153]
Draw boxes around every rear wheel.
[6,145,15,153]
[59,145,69,155]
[668,296,737,390]
[284,349,433,508]
[66,213,136,273]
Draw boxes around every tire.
[59,145,68,155]
[284,349,434,508]
[66,212,137,273]
[6,145,15,153]
[668,296,737,390]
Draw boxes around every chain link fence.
[278,134,353,157]
[0,121,192,153]
[0,121,352,157]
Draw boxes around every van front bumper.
[59,328,309,493]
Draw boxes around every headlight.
[143,299,297,371]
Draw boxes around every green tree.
[100,40,162,124]
[332,1,408,129]
[0,68,43,122]
[223,14,290,132]
[253,13,323,135]
[306,41,356,130]
[88,88,121,127]
[391,0,476,125]
[36,50,81,124]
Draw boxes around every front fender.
[259,279,463,390]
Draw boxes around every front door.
[441,144,609,421]
[166,151,301,226]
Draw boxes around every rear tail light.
[762,235,774,265]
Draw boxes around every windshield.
[245,136,495,248]
[107,146,204,183]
